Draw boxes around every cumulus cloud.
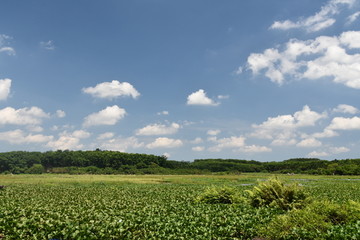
[207,129,221,136]
[82,80,140,100]
[192,146,205,152]
[250,106,327,147]
[333,104,359,114]
[97,132,115,140]
[0,106,49,126]
[56,110,66,118]
[0,129,53,144]
[208,136,246,152]
[251,105,326,140]
[308,150,330,157]
[146,137,183,149]
[47,130,90,150]
[83,105,126,127]
[239,145,272,153]
[135,122,180,136]
[308,146,350,157]
[0,78,11,101]
[187,89,219,106]
[270,0,355,32]
[97,136,144,152]
[296,138,322,147]
[246,31,360,88]
[327,116,360,130]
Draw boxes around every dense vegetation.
[0,150,360,175]
[1,174,360,239]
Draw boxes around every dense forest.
[0,150,360,175]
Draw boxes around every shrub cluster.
[245,177,309,210]
[196,177,360,239]
[195,186,244,204]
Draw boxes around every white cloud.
[327,116,360,130]
[83,105,126,127]
[270,0,355,32]
[187,89,219,106]
[333,104,359,114]
[40,40,55,50]
[0,34,15,55]
[157,111,169,116]
[82,80,140,100]
[307,146,350,157]
[207,129,221,136]
[0,129,53,144]
[135,122,180,136]
[239,145,272,153]
[192,146,205,152]
[330,146,350,154]
[46,130,91,150]
[56,110,66,118]
[146,137,183,149]
[190,137,203,144]
[97,132,115,140]
[346,11,360,24]
[217,95,229,100]
[72,130,91,139]
[312,129,339,138]
[27,125,44,132]
[97,136,144,152]
[0,78,11,101]
[308,151,329,157]
[0,106,49,126]
[246,31,360,89]
[251,105,326,140]
[296,138,322,148]
[208,136,246,152]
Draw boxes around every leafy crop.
[1,174,360,239]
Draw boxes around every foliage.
[1,151,360,175]
[25,164,45,174]
[1,174,360,239]
[246,177,310,210]
[259,200,360,240]
[195,186,245,204]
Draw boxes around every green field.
[1,174,360,239]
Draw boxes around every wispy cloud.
[0,34,15,55]
[40,40,55,50]
[270,0,355,32]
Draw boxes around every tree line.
[0,150,360,175]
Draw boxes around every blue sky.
[1,0,360,161]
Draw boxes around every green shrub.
[26,164,45,174]
[196,186,244,204]
[258,200,360,240]
[246,177,309,210]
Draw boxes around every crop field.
[1,174,360,239]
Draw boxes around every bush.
[258,200,360,240]
[26,164,45,174]
[196,186,244,204]
[246,177,309,210]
